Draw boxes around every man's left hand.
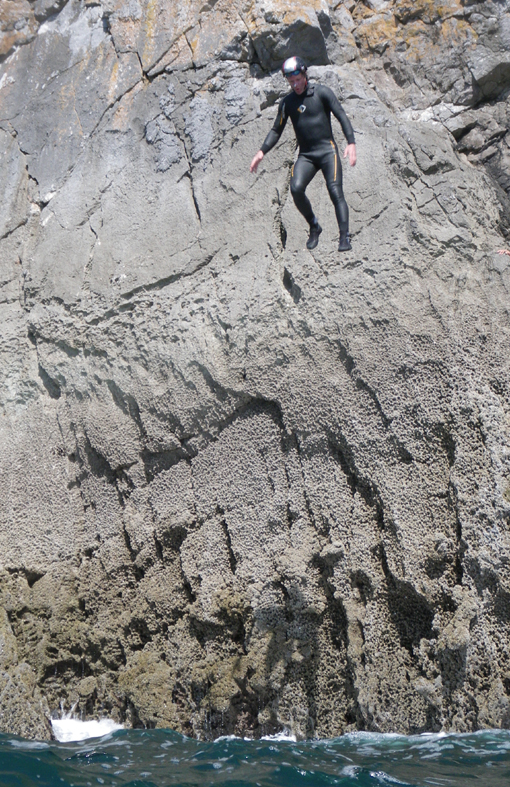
[344,144,357,167]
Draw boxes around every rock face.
[1,0,510,740]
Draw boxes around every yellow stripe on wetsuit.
[330,140,337,180]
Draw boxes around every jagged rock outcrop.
[1,0,510,740]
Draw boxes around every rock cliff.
[1,0,510,740]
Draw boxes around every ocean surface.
[2,719,510,787]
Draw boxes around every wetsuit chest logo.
[297,104,306,113]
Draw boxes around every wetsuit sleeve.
[321,86,355,145]
[260,98,288,154]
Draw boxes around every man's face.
[286,72,307,95]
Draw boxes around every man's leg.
[321,143,351,250]
[290,156,323,249]
[290,156,318,226]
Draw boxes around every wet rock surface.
[1,0,510,740]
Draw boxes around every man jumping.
[250,56,357,252]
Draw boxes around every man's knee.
[290,179,306,198]
[327,183,345,205]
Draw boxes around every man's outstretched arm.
[323,86,355,146]
[250,98,288,173]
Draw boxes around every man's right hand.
[344,143,357,167]
[250,150,264,173]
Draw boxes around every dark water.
[2,728,510,787]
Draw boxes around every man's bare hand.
[344,143,356,167]
[250,150,264,173]
[497,249,510,256]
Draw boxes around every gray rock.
[468,45,510,101]
[0,0,39,58]
[224,77,250,125]
[145,116,183,171]
[33,0,69,22]
[248,2,331,71]
[1,0,510,742]
[185,95,215,162]
[0,1,142,200]
[0,127,30,240]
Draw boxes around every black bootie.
[338,231,352,252]
[306,220,322,250]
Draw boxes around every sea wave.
[2,726,510,786]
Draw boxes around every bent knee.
[327,184,345,203]
[290,180,306,197]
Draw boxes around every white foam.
[51,718,124,742]
[260,729,297,743]
[9,739,49,750]
[214,729,298,744]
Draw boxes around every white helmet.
[281,56,307,77]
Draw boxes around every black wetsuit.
[260,83,355,232]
